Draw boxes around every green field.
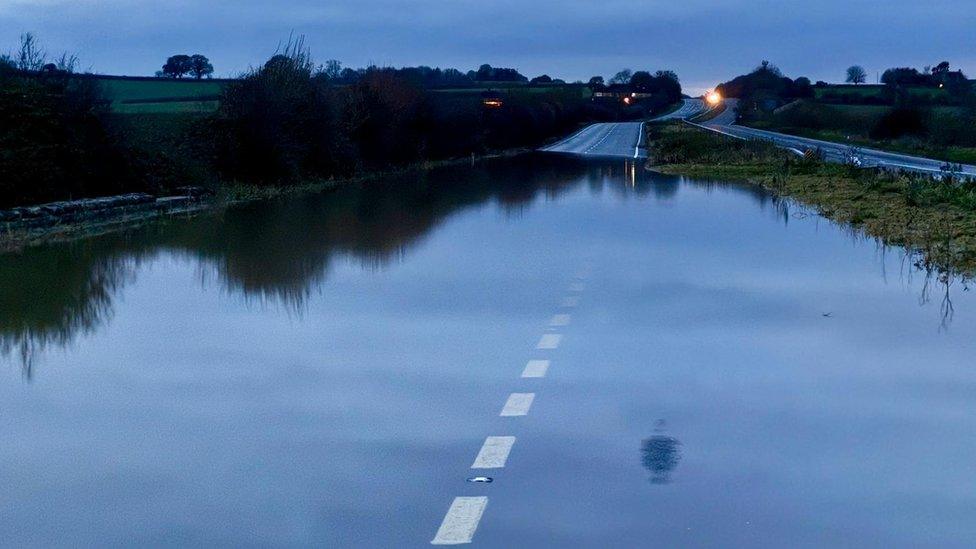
[91,77,228,113]
[814,85,953,103]
[814,85,885,99]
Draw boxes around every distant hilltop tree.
[468,64,527,83]
[160,54,212,78]
[161,55,191,78]
[189,54,213,79]
[846,65,867,85]
[530,74,553,84]
[609,69,632,85]
[588,76,604,87]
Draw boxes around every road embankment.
[648,122,976,277]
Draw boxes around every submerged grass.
[648,122,976,277]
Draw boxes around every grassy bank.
[746,101,976,165]
[648,122,976,277]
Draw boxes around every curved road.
[701,99,976,177]
[541,99,709,159]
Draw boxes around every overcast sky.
[1,0,974,94]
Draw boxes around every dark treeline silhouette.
[882,62,968,89]
[205,39,600,184]
[715,61,814,116]
[0,35,605,207]
[313,61,528,88]
[0,36,140,208]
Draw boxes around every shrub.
[212,39,349,183]
[870,106,928,140]
[0,70,133,207]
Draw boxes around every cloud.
[1,0,974,93]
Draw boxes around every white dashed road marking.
[536,334,562,349]
[472,436,516,469]
[521,360,550,378]
[500,393,535,416]
[550,314,571,327]
[431,497,488,545]
[432,269,591,545]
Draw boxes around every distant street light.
[706,91,722,105]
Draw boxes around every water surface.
[2,155,974,547]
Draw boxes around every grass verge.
[647,122,976,277]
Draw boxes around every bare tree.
[54,52,78,73]
[846,65,867,85]
[323,59,342,80]
[17,32,46,71]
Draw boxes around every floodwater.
[2,155,975,548]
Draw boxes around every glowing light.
[623,97,632,105]
[706,91,722,105]
[482,99,503,108]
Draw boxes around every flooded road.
[2,155,976,547]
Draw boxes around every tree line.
[0,34,613,207]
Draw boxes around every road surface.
[702,99,976,177]
[540,122,647,159]
[653,98,708,121]
[541,99,709,159]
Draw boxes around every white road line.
[561,296,580,307]
[584,123,619,154]
[536,334,562,349]
[500,393,535,417]
[431,497,488,545]
[569,282,585,293]
[550,313,571,327]
[634,122,644,159]
[521,359,550,378]
[472,436,516,469]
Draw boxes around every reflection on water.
[0,155,665,375]
[642,420,682,484]
[0,154,965,376]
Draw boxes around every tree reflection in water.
[0,153,969,377]
[642,420,681,484]
[0,155,646,375]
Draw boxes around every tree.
[588,76,604,87]
[629,71,654,91]
[0,54,15,74]
[755,60,782,77]
[471,64,526,82]
[881,67,924,86]
[188,54,213,79]
[846,65,867,85]
[932,61,951,76]
[17,33,46,72]
[609,69,632,85]
[530,74,553,84]
[161,54,192,78]
[323,59,342,80]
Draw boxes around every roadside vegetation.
[2,33,668,210]
[717,60,976,165]
[648,122,976,277]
